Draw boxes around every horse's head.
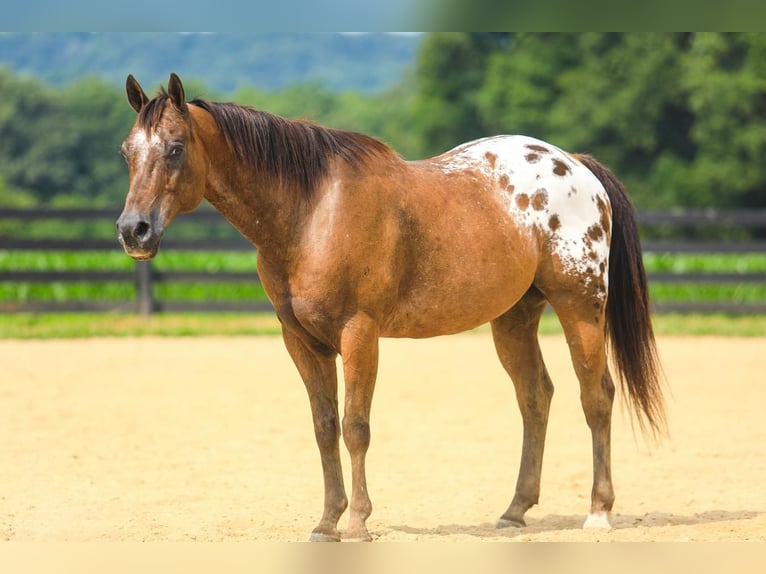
[117,73,206,260]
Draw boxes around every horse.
[117,73,665,541]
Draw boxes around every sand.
[2,333,764,542]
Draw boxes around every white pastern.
[583,512,612,529]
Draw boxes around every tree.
[0,69,73,203]
[412,33,510,156]
[232,79,422,160]
[0,70,135,206]
[682,33,766,208]
[413,32,766,209]
[543,33,693,207]
[58,77,136,205]
[478,33,580,139]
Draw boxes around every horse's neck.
[191,106,305,264]
[204,156,303,261]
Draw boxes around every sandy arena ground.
[1,333,765,542]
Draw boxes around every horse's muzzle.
[116,211,163,260]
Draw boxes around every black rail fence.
[1,207,765,316]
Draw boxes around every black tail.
[575,154,666,435]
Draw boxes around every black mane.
[189,98,394,194]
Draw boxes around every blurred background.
[1,32,764,332]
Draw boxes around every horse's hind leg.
[491,287,553,528]
[547,289,615,529]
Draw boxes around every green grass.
[0,313,283,339]
[644,253,766,304]
[0,250,257,271]
[3,251,766,304]
[649,283,766,303]
[648,313,766,337]
[1,311,764,339]
[0,250,265,303]
[643,252,766,273]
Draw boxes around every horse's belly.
[381,293,514,338]
[380,259,534,339]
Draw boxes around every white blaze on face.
[436,135,611,294]
[128,129,163,165]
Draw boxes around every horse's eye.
[168,143,184,159]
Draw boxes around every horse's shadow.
[386,509,761,539]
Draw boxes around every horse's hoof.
[583,512,612,529]
[341,529,372,542]
[496,516,525,529]
[309,530,341,542]
[342,536,372,542]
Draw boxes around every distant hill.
[0,32,422,94]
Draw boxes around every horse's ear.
[168,73,187,114]
[126,74,148,114]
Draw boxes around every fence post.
[135,260,154,317]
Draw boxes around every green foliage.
[2,33,766,211]
[0,66,421,207]
[479,33,579,139]
[0,173,36,207]
[231,79,421,159]
[56,77,136,205]
[0,69,134,206]
[412,33,508,156]
[682,33,766,208]
[417,32,766,209]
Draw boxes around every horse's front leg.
[339,313,380,541]
[281,328,347,542]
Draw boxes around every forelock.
[137,89,171,134]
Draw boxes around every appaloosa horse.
[117,73,665,541]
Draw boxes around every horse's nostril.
[135,221,151,241]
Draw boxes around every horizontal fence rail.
[1,207,765,316]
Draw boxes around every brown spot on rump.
[587,224,604,241]
[531,188,548,211]
[525,153,541,164]
[485,151,497,168]
[588,250,599,261]
[596,194,612,241]
[599,261,606,272]
[552,158,572,177]
[515,193,530,210]
[499,174,516,193]
[525,143,550,154]
[548,214,561,231]
[596,193,609,215]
